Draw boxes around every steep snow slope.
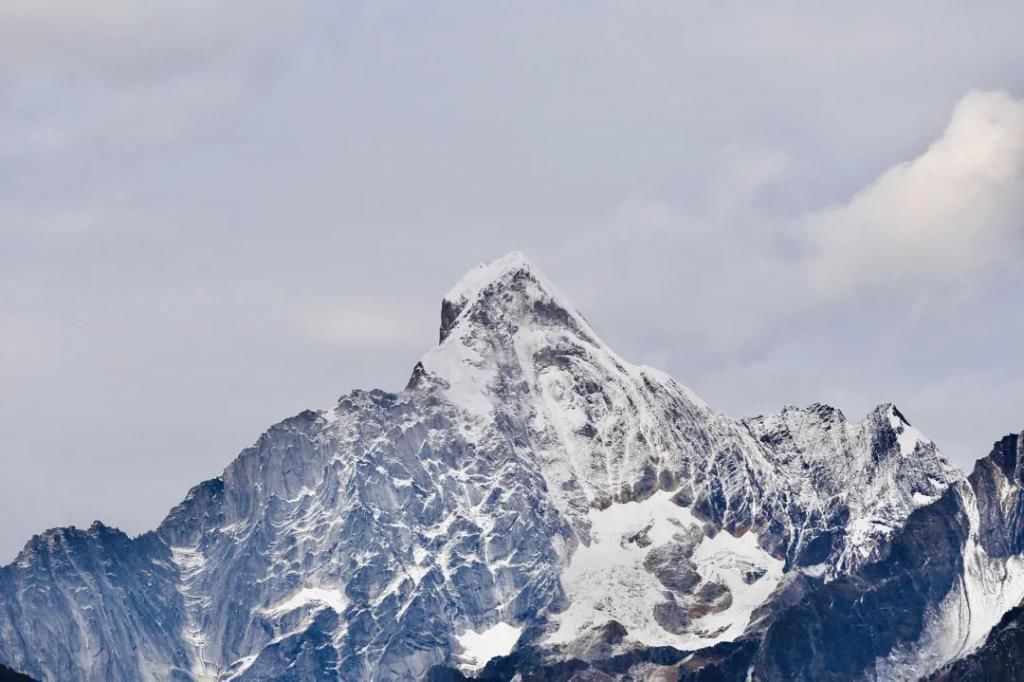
[0,252,1014,681]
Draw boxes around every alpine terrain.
[1,252,1022,681]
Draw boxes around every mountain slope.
[0,252,1020,681]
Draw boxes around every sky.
[2,1,1023,562]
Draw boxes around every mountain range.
[1,252,1022,681]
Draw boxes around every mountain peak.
[868,402,935,457]
[443,250,537,308]
[438,251,586,344]
[417,251,619,417]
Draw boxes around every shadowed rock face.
[0,253,1018,681]
[753,486,971,681]
[921,432,1024,682]
[644,542,702,593]
[970,433,1024,557]
[0,664,38,682]
[0,524,190,681]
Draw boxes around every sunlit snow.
[889,406,930,456]
[456,622,522,672]
[548,490,783,649]
[260,587,348,616]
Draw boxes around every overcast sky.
[2,2,1024,562]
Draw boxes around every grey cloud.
[1,2,1024,561]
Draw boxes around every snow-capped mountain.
[0,252,1022,681]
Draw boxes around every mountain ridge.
[0,252,1021,681]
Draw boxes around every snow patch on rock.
[889,406,930,456]
[259,587,348,617]
[456,622,522,673]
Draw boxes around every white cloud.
[804,90,1024,298]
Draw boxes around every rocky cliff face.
[970,433,1024,558]
[923,432,1024,682]
[0,252,1021,681]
